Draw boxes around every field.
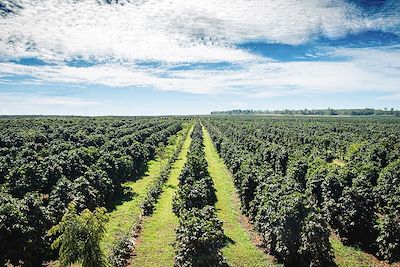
[0,116,399,267]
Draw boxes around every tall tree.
[48,202,109,267]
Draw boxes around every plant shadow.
[165,184,177,189]
[222,235,235,246]
[129,164,150,182]
[106,186,138,212]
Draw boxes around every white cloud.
[1,46,400,98]
[0,0,399,63]
[0,0,262,63]
[0,0,399,102]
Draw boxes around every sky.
[0,0,400,115]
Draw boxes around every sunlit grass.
[331,235,386,267]
[101,126,188,258]
[131,125,193,266]
[202,126,278,267]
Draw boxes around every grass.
[129,125,193,267]
[333,159,346,167]
[202,125,278,267]
[331,235,392,267]
[101,126,189,258]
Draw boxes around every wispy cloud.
[1,45,400,97]
[1,0,399,62]
[0,0,399,113]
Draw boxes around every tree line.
[211,108,400,116]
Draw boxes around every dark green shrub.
[376,204,400,262]
[108,234,133,267]
[299,210,335,267]
[174,206,225,267]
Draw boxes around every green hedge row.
[173,122,225,267]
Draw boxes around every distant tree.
[48,202,108,267]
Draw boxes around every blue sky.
[0,0,400,115]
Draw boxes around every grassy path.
[101,127,188,258]
[129,125,193,267]
[202,126,277,267]
[331,235,397,267]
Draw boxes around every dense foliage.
[108,233,134,267]
[0,116,184,266]
[173,122,225,267]
[204,115,400,265]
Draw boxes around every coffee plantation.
[0,115,399,266]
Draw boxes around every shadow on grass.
[129,164,150,182]
[106,185,138,212]
[104,159,156,212]
[222,235,236,246]
[165,184,177,189]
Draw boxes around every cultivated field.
[0,116,399,267]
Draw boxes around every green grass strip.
[130,124,194,267]
[202,125,277,267]
[101,126,188,258]
[331,236,384,267]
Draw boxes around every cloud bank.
[0,0,399,99]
